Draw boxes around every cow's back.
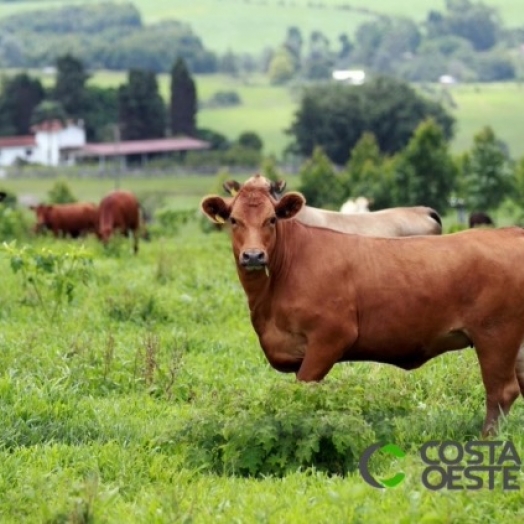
[49,203,98,236]
[98,191,140,236]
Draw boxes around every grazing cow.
[340,196,370,214]
[469,211,495,229]
[223,176,442,237]
[201,182,524,436]
[97,190,141,254]
[30,202,98,238]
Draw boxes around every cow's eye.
[229,217,237,225]
[269,216,277,225]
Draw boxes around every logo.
[359,442,406,488]
[359,440,521,491]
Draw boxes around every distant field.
[1,0,523,55]
[4,67,524,159]
[90,71,524,159]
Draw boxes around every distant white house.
[0,119,86,167]
[439,74,457,85]
[332,69,366,85]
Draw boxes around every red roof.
[78,137,210,157]
[0,136,36,148]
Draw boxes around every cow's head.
[29,204,53,233]
[223,174,287,200]
[201,184,305,272]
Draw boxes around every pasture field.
[0,175,524,522]
[0,0,523,55]
[14,67,524,159]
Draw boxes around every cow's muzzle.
[239,249,268,270]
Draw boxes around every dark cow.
[223,176,442,237]
[201,179,524,437]
[469,211,495,229]
[30,202,98,238]
[97,190,141,254]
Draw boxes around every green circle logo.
[359,443,406,488]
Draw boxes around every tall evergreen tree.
[118,69,166,140]
[54,54,90,119]
[170,58,197,137]
[0,73,45,136]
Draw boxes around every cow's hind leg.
[514,343,524,396]
[475,334,521,437]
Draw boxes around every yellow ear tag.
[215,215,225,224]
[230,188,238,196]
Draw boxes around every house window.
[26,149,33,157]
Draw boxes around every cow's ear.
[201,195,231,224]
[275,192,305,220]
[270,180,286,198]
[223,180,241,196]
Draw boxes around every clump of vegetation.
[3,242,94,320]
[47,178,78,204]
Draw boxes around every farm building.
[0,120,211,168]
[0,120,86,167]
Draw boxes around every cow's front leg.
[296,324,357,382]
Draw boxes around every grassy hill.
[0,0,522,55]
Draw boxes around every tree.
[0,73,45,136]
[118,69,166,140]
[237,131,263,152]
[287,76,455,165]
[392,118,458,212]
[31,100,67,126]
[339,133,396,210]
[268,48,295,85]
[297,147,343,209]
[54,54,90,119]
[461,126,513,211]
[170,57,197,137]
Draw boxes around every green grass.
[447,82,524,158]
[0,185,523,521]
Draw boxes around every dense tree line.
[0,3,217,73]
[297,119,515,219]
[286,76,455,165]
[267,0,523,84]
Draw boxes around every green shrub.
[47,178,78,204]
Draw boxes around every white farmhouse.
[0,119,86,167]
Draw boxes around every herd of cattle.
[202,174,524,437]
[0,189,144,253]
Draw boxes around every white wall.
[0,146,38,167]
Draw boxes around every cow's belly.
[348,329,473,370]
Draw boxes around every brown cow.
[30,202,98,238]
[223,176,442,237]
[97,190,141,254]
[201,182,524,437]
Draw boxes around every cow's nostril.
[241,252,251,262]
[256,252,265,262]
